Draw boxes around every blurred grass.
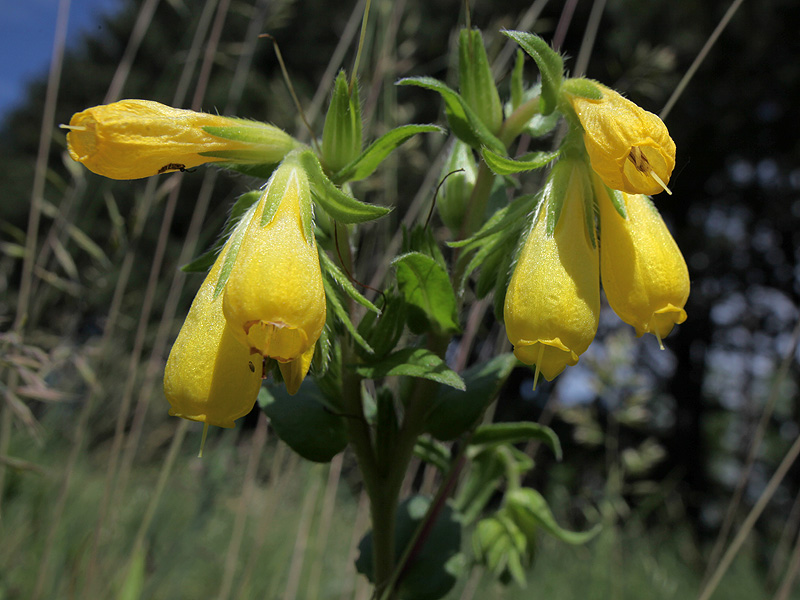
[2,0,799,598]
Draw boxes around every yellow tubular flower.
[164,227,262,428]
[222,161,326,395]
[565,83,675,196]
[504,161,600,383]
[597,183,689,344]
[65,99,296,180]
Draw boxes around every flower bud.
[222,159,326,394]
[164,227,262,428]
[321,71,363,173]
[437,140,477,232]
[597,182,689,342]
[65,99,296,180]
[564,81,675,196]
[504,159,600,383]
[459,28,503,135]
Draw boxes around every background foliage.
[1,0,800,598]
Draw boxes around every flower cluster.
[504,81,689,385]
[65,101,325,428]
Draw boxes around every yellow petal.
[223,162,326,370]
[65,99,295,180]
[504,160,600,381]
[278,344,316,396]
[566,83,675,196]
[164,240,262,428]
[598,184,689,339]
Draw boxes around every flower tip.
[198,422,210,458]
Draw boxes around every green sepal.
[425,353,518,441]
[322,275,374,355]
[543,159,572,236]
[332,124,444,184]
[212,199,259,298]
[322,70,363,174]
[393,252,460,335]
[402,225,448,269]
[502,31,563,115]
[602,180,627,218]
[298,150,392,223]
[201,119,297,163]
[469,422,562,461]
[355,347,465,391]
[459,28,503,135]
[318,249,380,314]
[414,436,452,473]
[561,77,603,100]
[472,513,528,587]
[213,162,280,179]
[505,488,601,545]
[481,147,560,175]
[397,77,506,155]
[356,496,464,600]
[181,190,261,273]
[258,380,348,463]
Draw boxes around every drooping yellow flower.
[597,181,689,343]
[504,159,600,383]
[164,217,262,428]
[222,160,326,395]
[65,99,296,180]
[565,82,675,196]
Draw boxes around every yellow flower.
[504,160,600,383]
[164,221,262,428]
[565,82,675,196]
[597,181,689,343]
[222,160,326,395]
[65,99,296,180]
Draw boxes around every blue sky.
[0,0,122,118]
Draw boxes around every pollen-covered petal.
[504,159,600,381]
[65,99,295,180]
[598,184,690,341]
[566,82,676,195]
[164,245,262,428]
[223,161,326,374]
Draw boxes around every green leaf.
[333,124,444,183]
[356,292,406,359]
[393,252,460,335]
[258,380,348,463]
[357,496,463,600]
[299,150,392,223]
[397,77,506,155]
[502,31,563,115]
[355,348,465,390]
[506,488,601,545]
[481,147,560,175]
[511,49,525,109]
[425,354,518,441]
[459,29,503,135]
[470,422,562,461]
[323,276,374,354]
[319,249,380,314]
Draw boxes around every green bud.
[321,70,362,173]
[437,140,477,232]
[459,29,503,135]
